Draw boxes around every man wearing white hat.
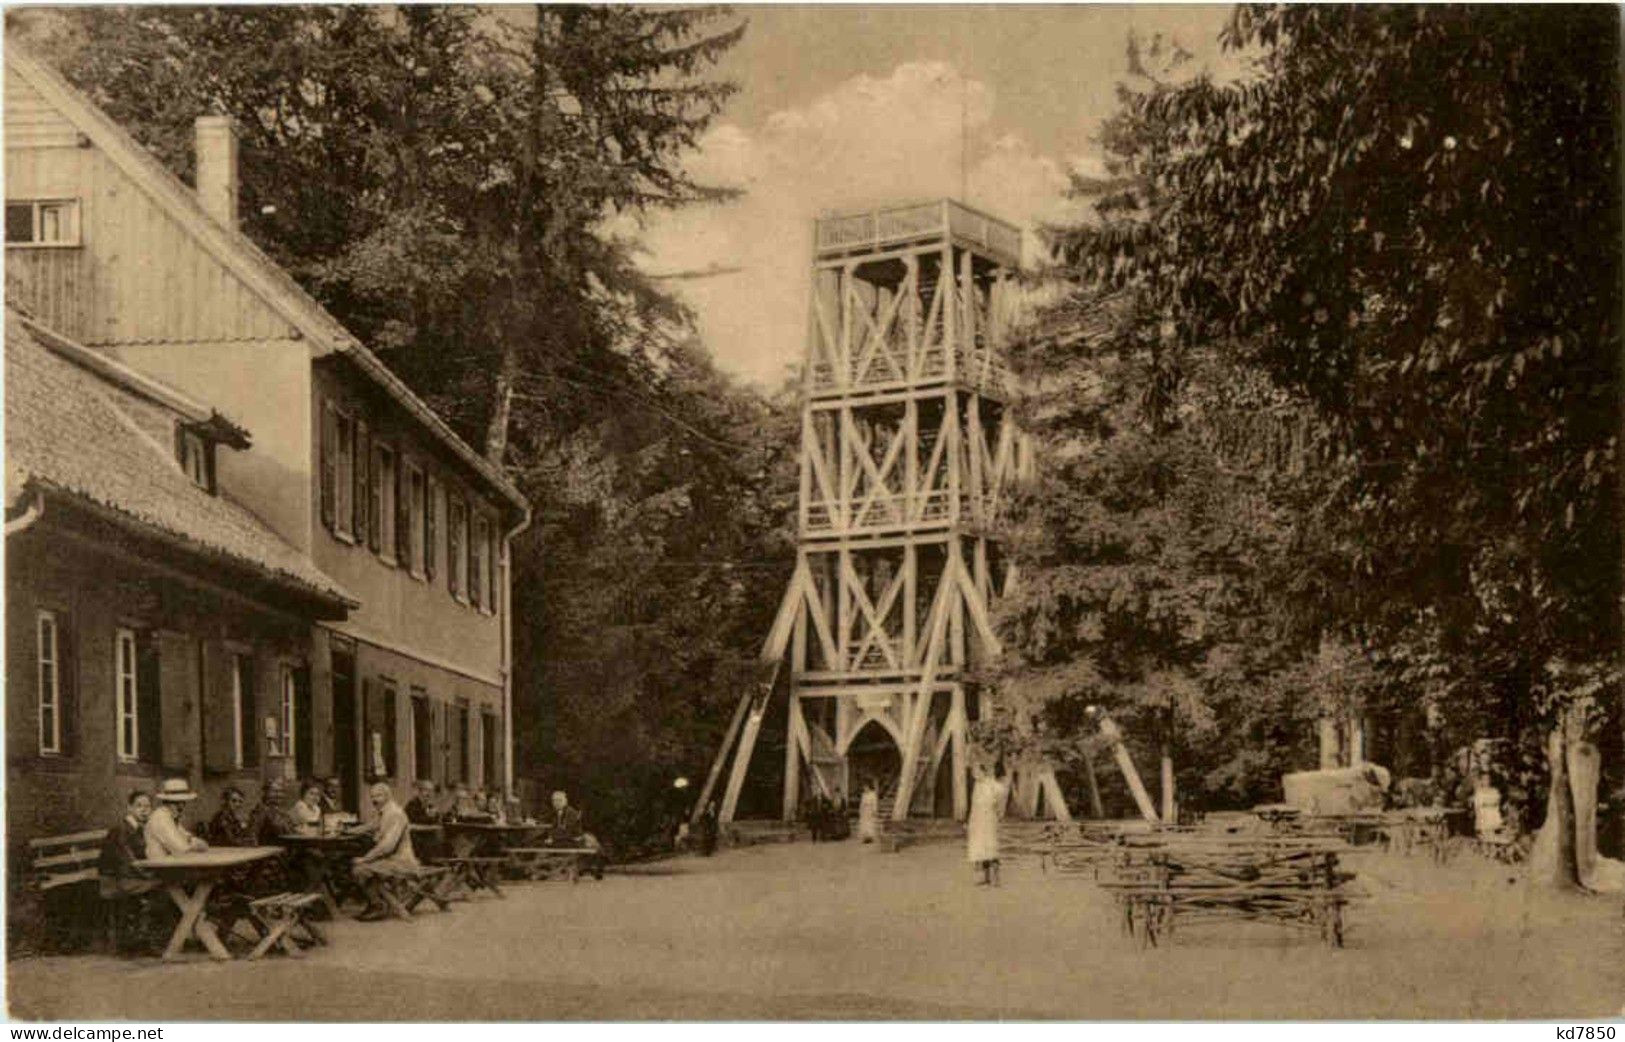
[144,778,210,858]
[144,778,229,960]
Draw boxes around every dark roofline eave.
[30,484,357,620]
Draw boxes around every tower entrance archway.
[845,718,902,805]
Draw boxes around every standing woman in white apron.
[966,761,1010,886]
[857,779,881,843]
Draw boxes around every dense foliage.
[20,6,799,852]
[1000,10,1620,852]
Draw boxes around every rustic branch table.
[132,846,282,961]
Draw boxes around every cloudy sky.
[633,5,1236,387]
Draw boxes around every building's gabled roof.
[5,308,358,614]
[5,45,528,518]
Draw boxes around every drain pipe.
[501,504,533,800]
[5,489,44,536]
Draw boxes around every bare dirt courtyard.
[8,837,1623,1020]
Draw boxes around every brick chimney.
[194,115,238,229]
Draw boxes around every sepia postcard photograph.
[1,1,1621,1024]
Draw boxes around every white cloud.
[640,62,1082,387]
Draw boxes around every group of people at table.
[96,774,596,958]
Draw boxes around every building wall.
[4,522,311,858]
[309,364,505,687]
[2,103,295,346]
[105,339,314,553]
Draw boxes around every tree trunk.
[483,349,517,466]
[1544,722,1582,890]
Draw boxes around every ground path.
[9,838,1622,1019]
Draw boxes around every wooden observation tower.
[704,199,1071,826]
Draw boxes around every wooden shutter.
[135,633,162,765]
[468,515,482,608]
[368,444,383,554]
[425,478,438,581]
[202,641,236,772]
[353,419,369,543]
[57,613,77,756]
[383,685,398,780]
[157,632,194,772]
[239,655,259,769]
[395,456,410,563]
[320,405,336,530]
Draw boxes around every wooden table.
[132,847,282,961]
[276,833,370,918]
[440,822,537,896]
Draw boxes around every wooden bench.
[434,856,506,898]
[29,829,107,893]
[505,847,597,882]
[27,830,113,950]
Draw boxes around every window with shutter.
[37,611,60,755]
[135,633,162,765]
[411,691,432,782]
[448,497,466,600]
[115,628,138,762]
[425,478,438,582]
[236,654,258,769]
[353,419,370,544]
[470,514,485,609]
[57,613,77,757]
[375,443,396,562]
[397,456,412,567]
[333,409,354,539]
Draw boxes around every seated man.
[545,790,584,846]
[351,781,419,921]
[404,779,441,826]
[545,790,605,880]
[98,791,165,951]
[144,778,230,960]
[251,779,297,845]
[404,779,445,861]
[207,786,256,846]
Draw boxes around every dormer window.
[174,412,248,496]
[6,199,80,247]
[177,428,211,491]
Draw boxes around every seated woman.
[207,787,256,846]
[483,791,508,825]
[291,782,325,836]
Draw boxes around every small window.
[6,199,80,247]
[38,611,61,755]
[115,628,139,762]
[279,666,296,758]
[407,464,426,578]
[333,411,355,540]
[374,443,397,564]
[177,428,212,492]
[448,497,467,601]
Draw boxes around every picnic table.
[439,822,523,898]
[132,847,282,961]
[276,832,370,918]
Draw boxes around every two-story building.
[6,306,357,844]
[5,46,530,821]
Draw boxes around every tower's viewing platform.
[814,199,1023,265]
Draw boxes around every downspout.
[5,488,45,536]
[501,504,533,798]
